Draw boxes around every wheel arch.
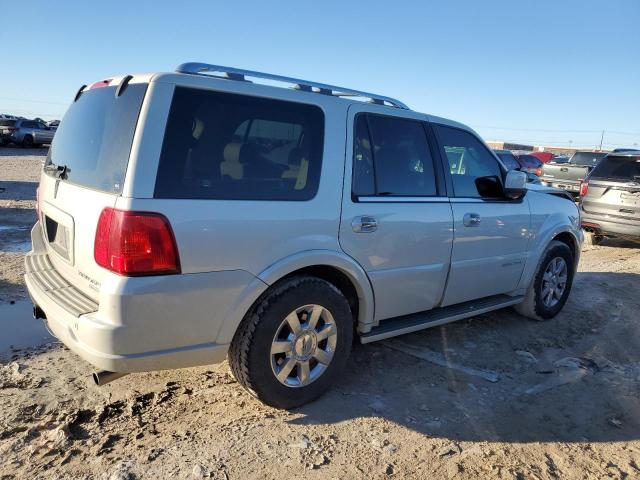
[516,219,583,293]
[259,250,374,332]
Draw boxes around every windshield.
[570,152,606,166]
[590,155,640,180]
[46,83,147,194]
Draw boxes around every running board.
[360,294,523,344]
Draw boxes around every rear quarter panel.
[119,75,350,278]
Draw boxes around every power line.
[0,96,68,106]
[473,125,640,136]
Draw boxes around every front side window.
[352,114,437,197]
[155,88,324,201]
[434,125,502,198]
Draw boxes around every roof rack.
[175,62,409,110]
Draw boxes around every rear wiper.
[44,162,70,180]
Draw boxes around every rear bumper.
[581,211,640,238]
[25,223,265,373]
[542,180,580,195]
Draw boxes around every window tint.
[22,121,36,128]
[434,125,502,197]
[352,115,375,196]
[352,114,437,197]
[154,88,324,201]
[590,155,640,180]
[0,120,16,127]
[46,84,147,193]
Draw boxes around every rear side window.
[571,152,606,166]
[0,120,16,126]
[352,114,437,197]
[154,88,324,201]
[590,155,640,180]
[46,84,147,193]
[434,125,502,198]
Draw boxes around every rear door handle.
[352,216,378,233]
[463,213,481,227]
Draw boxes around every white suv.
[25,63,583,408]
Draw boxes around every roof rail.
[175,62,409,110]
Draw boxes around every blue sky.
[1,0,638,149]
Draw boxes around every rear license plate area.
[44,215,71,260]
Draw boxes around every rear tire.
[585,231,604,246]
[515,240,575,321]
[229,276,353,409]
[22,135,34,148]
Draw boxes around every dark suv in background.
[580,151,640,244]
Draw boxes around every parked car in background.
[0,119,56,147]
[541,151,608,196]
[25,63,583,408]
[612,148,640,153]
[580,151,640,244]
[530,151,555,163]
[515,154,544,177]
[493,150,541,184]
[47,120,61,129]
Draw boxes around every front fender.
[257,249,376,333]
[517,209,583,292]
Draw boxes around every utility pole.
[599,130,604,151]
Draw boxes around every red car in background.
[529,151,555,163]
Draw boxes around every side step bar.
[360,294,523,344]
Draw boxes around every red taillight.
[94,208,180,276]
[579,180,589,197]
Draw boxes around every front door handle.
[352,216,378,233]
[463,213,481,227]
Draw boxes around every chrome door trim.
[355,196,450,203]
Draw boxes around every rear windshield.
[570,152,606,166]
[154,87,325,201]
[45,83,147,194]
[590,155,640,180]
[0,120,16,126]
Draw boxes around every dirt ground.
[2,148,640,480]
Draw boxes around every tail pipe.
[92,370,129,386]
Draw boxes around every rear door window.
[154,87,324,201]
[352,113,437,197]
[46,83,147,194]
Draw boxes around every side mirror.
[504,170,528,200]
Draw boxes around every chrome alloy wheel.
[270,304,338,388]
[541,257,568,308]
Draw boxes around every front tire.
[229,276,353,409]
[515,240,575,321]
